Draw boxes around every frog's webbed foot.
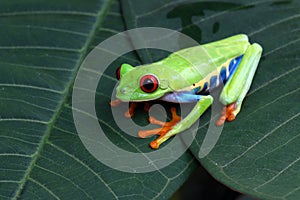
[138,107,181,149]
[110,101,181,149]
[216,102,237,126]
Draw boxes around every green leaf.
[0,0,198,199]
[2,0,300,199]
[121,0,300,199]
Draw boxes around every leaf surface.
[121,0,300,199]
[0,0,197,199]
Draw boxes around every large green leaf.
[1,0,299,199]
[0,0,198,199]
[121,0,300,199]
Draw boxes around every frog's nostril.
[120,88,126,94]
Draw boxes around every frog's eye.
[140,74,159,93]
[116,66,121,80]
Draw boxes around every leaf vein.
[254,156,300,190]
[28,177,60,200]
[248,65,300,96]
[0,153,32,158]
[284,186,300,198]
[0,83,63,94]
[0,135,38,146]
[136,0,182,18]
[246,88,300,118]
[222,112,300,168]
[48,142,117,199]
[1,24,89,37]
[35,165,93,199]
[0,180,20,183]
[0,118,48,124]
[263,38,300,57]
[0,61,73,72]
[0,46,81,53]
[0,11,97,17]
[0,97,55,112]
[249,14,300,36]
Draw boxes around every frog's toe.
[124,102,138,118]
[110,100,138,118]
[110,99,122,106]
[138,128,166,138]
[216,102,237,126]
[138,107,181,149]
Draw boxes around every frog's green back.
[160,34,250,83]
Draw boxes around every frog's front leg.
[217,43,262,125]
[111,100,151,118]
[142,95,213,149]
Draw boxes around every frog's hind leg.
[140,95,213,149]
[138,107,181,139]
[217,43,263,126]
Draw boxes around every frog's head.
[115,63,175,101]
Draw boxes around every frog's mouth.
[115,89,167,102]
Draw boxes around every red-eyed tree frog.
[111,34,262,149]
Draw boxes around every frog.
[110,34,262,149]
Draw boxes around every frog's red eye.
[116,66,121,80]
[140,74,159,93]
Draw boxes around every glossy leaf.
[121,0,300,199]
[1,0,300,199]
[0,0,197,199]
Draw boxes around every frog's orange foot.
[124,102,138,118]
[216,102,237,126]
[138,107,181,149]
[124,102,150,118]
[110,100,122,107]
[110,100,139,118]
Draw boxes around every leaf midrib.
[12,0,114,199]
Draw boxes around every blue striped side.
[228,55,243,80]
